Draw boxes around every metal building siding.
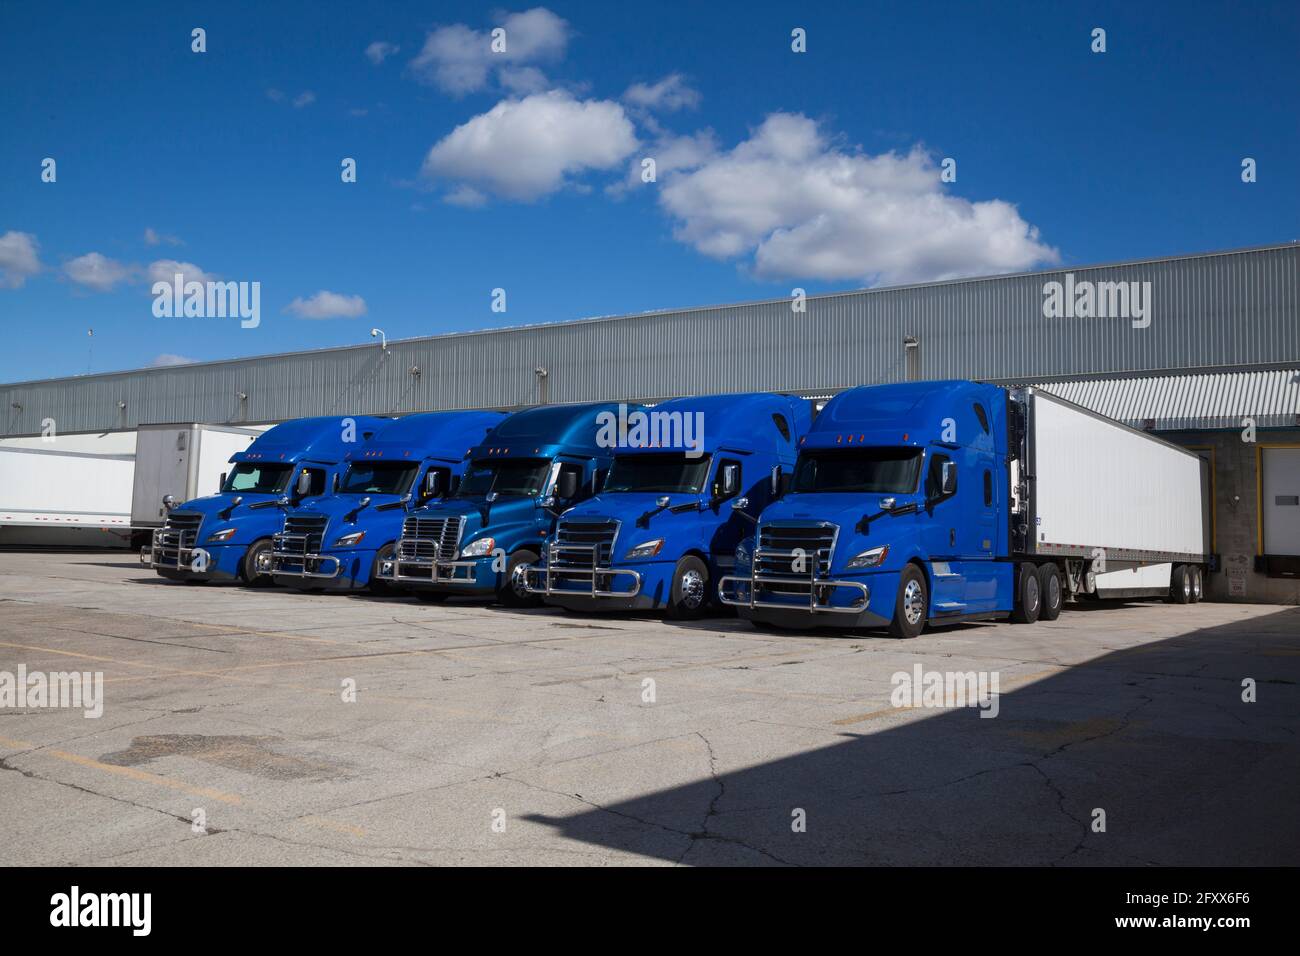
[2,244,1297,436]
[1037,369,1300,431]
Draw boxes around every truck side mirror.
[449,474,461,494]
[422,469,445,500]
[295,469,312,497]
[332,473,340,493]
[219,472,228,489]
[556,470,579,501]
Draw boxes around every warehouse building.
[2,242,1298,602]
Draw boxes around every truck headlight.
[206,528,237,542]
[625,538,664,559]
[333,531,366,547]
[846,545,889,569]
[460,536,496,558]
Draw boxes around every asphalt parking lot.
[1,551,1297,866]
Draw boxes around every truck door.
[1261,447,1300,575]
[708,457,745,566]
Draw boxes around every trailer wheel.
[1037,563,1063,621]
[497,549,542,608]
[1011,562,1041,624]
[667,556,712,620]
[239,539,275,587]
[888,564,928,639]
[1190,566,1203,603]
[1169,565,1192,604]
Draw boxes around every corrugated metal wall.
[3,244,1297,436]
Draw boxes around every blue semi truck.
[519,392,812,618]
[144,415,390,585]
[719,380,1210,637]
[267,410,506,593]
[378,401,641,606]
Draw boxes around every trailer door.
[1261,448,1300,571]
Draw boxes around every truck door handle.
[949,529,956,547]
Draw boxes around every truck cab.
[719,381,1014,636]
[268,410,506,593]
[521,392,812,618]
[378,402,641,606]
[145,415,390,585]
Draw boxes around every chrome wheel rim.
[510,563,530,597]
[1026,575,1039,612]
[902,579,924,625]
[1047,575,1060,609]
[1193,571,1203,599]
[680,569,705,608]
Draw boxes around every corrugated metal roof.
[1036,369,1300,431]
[2,242,1297,436]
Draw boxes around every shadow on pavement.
[525,607,1300,866]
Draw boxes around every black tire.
[239,538,275,587]
[369,543,404,596]
[1011,562,1041,624]
[888,564,928,639]
[1170,564,1191,604]
[415,590,449,604]
[1190,566,1203,603]
[1037,563,1063,621]
[497,549,541,608]
[667,556,712,620]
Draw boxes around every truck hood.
[287,492,414,547]
[559,492,714,560]
[759,493,918,531]
[413,495,542,552]
[171,492,286,546]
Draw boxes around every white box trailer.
[130,423,269,528]
[1016,387,1211,598]
[0,432,138,548]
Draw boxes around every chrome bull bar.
[141,527,200,571]
[376,553,481,585]
[268,533,342,578]
[521,541,641,598]
[717,545,870,613]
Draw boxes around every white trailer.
[1015,387,1211,600]
[0,432,137,548]
[130,423,268,528]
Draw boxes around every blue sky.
[1,0,1296,383]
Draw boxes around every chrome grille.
[551,518,619,569]
[162,511,203,540]
[756,522,836,586]
[398,515,464,562]
[278,514,328,554]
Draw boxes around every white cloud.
[284,290,368,319]
[151,353,197,367]
[293,91,316,109]
[147,259,217,286]
[657,113,1058,285]
[143,227,182,247]
[421,91,637,201]
[610,128,719,196]
[623,74,701,113]
[444,185,488,207]
[266,88,285,103]
[365,41,399,65]
[64,252,133,292]
[0,231,41,289]
[409,7,569,95]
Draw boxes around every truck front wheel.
[497,549,542,608]
[667,556,711,620]
[1011,562,1041,624]
[888,564,928,639]
[240,539,274,587]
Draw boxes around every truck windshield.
[605,453,711,494]
[222,463,291,494]
[339,462,419,495]
[456,459,551,498]
[792,448,922,494]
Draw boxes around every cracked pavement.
[1,552,1297,866]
